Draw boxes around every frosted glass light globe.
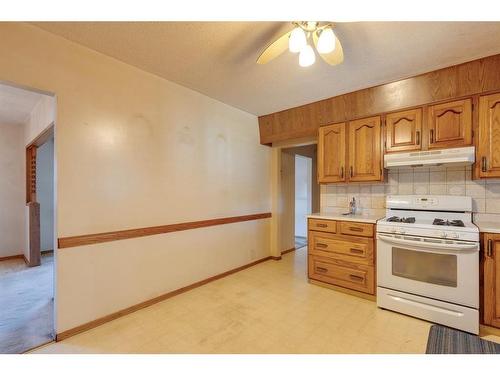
[289,27,307,53]
[317,27,336,54]
[299,44,316,67]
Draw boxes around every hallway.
[0,253,54,353]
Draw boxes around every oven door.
[377,233,479,308]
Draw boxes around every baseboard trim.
[56,255,273,341]
[281,247,296,255]
[0,254,24,262]
[270,256,282,260]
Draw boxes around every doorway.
[280,144,319,252]
[294,155,312,248]
[0,82,56,353]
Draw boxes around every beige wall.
[0,123,25,257]
[0,23,271,333]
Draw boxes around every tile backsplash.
[320,165,500,221]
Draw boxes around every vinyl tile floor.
[0,253,54,353]
[31,248,499,354]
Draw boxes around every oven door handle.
[377,234,478,251]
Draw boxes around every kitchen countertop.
[308,212,385,224]
[473,221,500,234]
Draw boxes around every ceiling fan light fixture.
[299,44,316,67]
[289,27,307,53]
[317,27,336,54]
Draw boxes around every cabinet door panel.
[428,99,472,149]
[385,108,422,153]
[348,116,382,182]
[483,233,500,328]
[318,123,346,183]
[478,93,500,178]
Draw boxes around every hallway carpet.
[0,253,54,353]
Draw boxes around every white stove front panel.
[377,233,479,308]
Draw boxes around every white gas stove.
[376,195,479,334]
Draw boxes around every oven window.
[392,247,457,287]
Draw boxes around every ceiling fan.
[256,21,343,67]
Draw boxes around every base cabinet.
[308,218,376,296]
[483,233,500,328]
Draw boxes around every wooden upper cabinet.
[483,233,500,328]
[385,108,422,153]
[428,98,472,149]
[318,123,346,183]
[478,92,500,178]
[348,116,382,182]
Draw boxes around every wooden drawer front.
[309,231,373,265]
[308,255,375,295]
[308,218,336,233]
[340,221,374,237]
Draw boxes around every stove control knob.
[398,228,406,234]
[440,231,448,238]
[450,232,459,239]
[391,228,397,233]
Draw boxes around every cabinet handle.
[487,239,493,257]
[482,157,488,173]
[349,227,363,232]
[416,131,420,145]
[340,166,344,179]
[316,267,328,273]
[350,166,353,178]
[430,129,434,143]
[349,274,364,282]
[350,248,364,254]
[316,243,328,248]
[316,223,327,228]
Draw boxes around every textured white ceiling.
[0,83,43,125]
[32,22,500,116]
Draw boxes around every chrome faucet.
[349,197,357,215]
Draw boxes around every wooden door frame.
[25,124,55,267]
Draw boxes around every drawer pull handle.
[316,223,328,228]
[430,129,434,143]
[487,239,493,257]
[350,248,364,254]
[349,274,364,282]
[340,166,344,179]
[316,243,328,248]
[416,131,420,145]
[349,227,363,232]
[316,267,328,273]
[482,157,488,173]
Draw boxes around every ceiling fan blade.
[256,31,291,64]
[313,32,344,66]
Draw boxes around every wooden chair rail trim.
[55,254,275,341]
[58,212,272,249]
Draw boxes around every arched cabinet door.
[478,92,500,178]
[385,108,422,153]
[348,116,383,182]
[318,122,346,183]
[428,98,472,149]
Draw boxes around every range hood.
[384,146,475,168]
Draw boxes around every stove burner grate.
[387,216,416,223]
[432,218,465,227]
